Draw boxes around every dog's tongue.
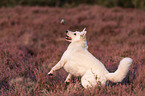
[67,36,71,40]
[66,35,71,40]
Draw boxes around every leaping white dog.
[48,28,133,88]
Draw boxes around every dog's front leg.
[48,60,65,76]
[65,73,72,83]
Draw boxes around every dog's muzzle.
[66,30,68,33]
[65,35,72,40]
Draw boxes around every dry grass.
[0,5,145,95]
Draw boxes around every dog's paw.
[65,79,70,84]
[65,81,70,85]
[48,72,53,76]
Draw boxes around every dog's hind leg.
[81,70,97,88]
[65,73,72,83]
[81,69,107,88]
[48,60,66,76]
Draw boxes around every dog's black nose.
[66,30,68,33]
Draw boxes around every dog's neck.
[67,39,88,50]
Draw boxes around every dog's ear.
[82,28,86,32]
[81,28,87,38]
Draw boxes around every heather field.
[0,5,145,96]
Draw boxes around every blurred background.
[0,0,145,10]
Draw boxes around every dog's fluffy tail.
[105,57,133,83]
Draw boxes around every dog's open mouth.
[65,35,72,40]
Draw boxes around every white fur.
[48,28,133,88]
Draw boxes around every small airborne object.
[60,19,65,24]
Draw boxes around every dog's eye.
[74,33,76,36]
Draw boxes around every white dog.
[48,28,133,88]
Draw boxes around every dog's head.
[65,28,87,42]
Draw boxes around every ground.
[0,5,145,95]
